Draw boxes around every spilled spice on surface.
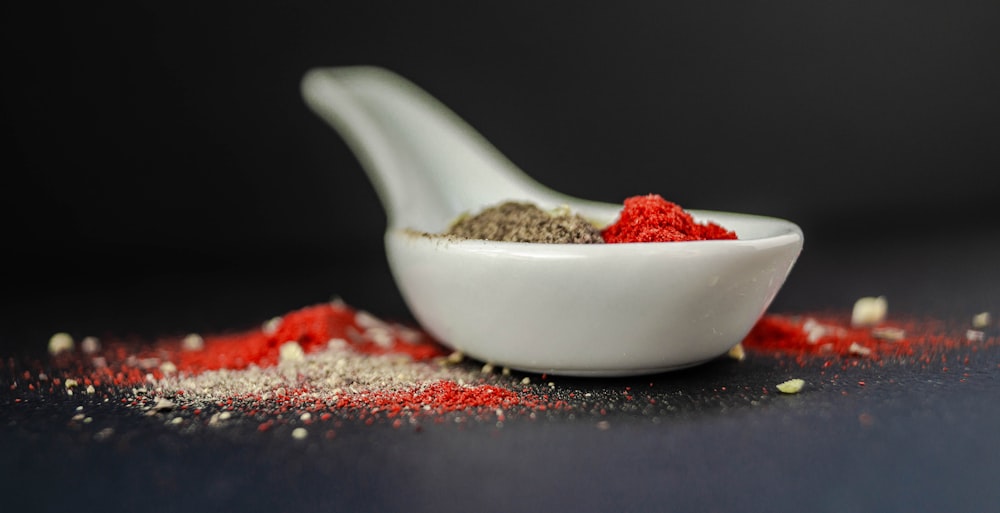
[21,300,571,433]
[742,311,999,370]
[6,296,997,438]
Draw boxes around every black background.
[4,1,1000,335]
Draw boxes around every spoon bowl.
[302,66,804,376]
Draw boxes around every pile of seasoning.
[440,194,737,244]
[445,202,604,244]
[601,194,737,243]
[30,300,574,434]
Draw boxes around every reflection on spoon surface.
[302,66,804,376]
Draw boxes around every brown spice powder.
[445,202,604,244]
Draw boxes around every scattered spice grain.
[776,379,805,394]
[48,332,74,355]
[851,296,887,327]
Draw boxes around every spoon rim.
[391,208,803,251]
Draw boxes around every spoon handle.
[301,66,564,231]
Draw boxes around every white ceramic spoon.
[301,66,804,377]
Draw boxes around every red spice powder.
[49,302,448,388]
[338,381,522,415]
[171,303,445,374]
[602,194,737,243]
[742,313,995,368]
[37,300,569,428]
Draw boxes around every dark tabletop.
[3,232,1000,513]
[4,2,1000,512]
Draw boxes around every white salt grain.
[848,342,872,356]
[80,336,101,354]
[278,341,305,363]
[776,378,805,394]
[48,333,74,355]
[803,318,828,343]
[291,427,308,440]
[851,296,887,327]
[182,333,205,351]
[150,398,176,412]
[727,343,746,361]
[262,316,283,335]
[973,312,991,329]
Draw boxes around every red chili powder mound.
[602,194,737,243]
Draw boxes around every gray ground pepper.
[444,201,604,244]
